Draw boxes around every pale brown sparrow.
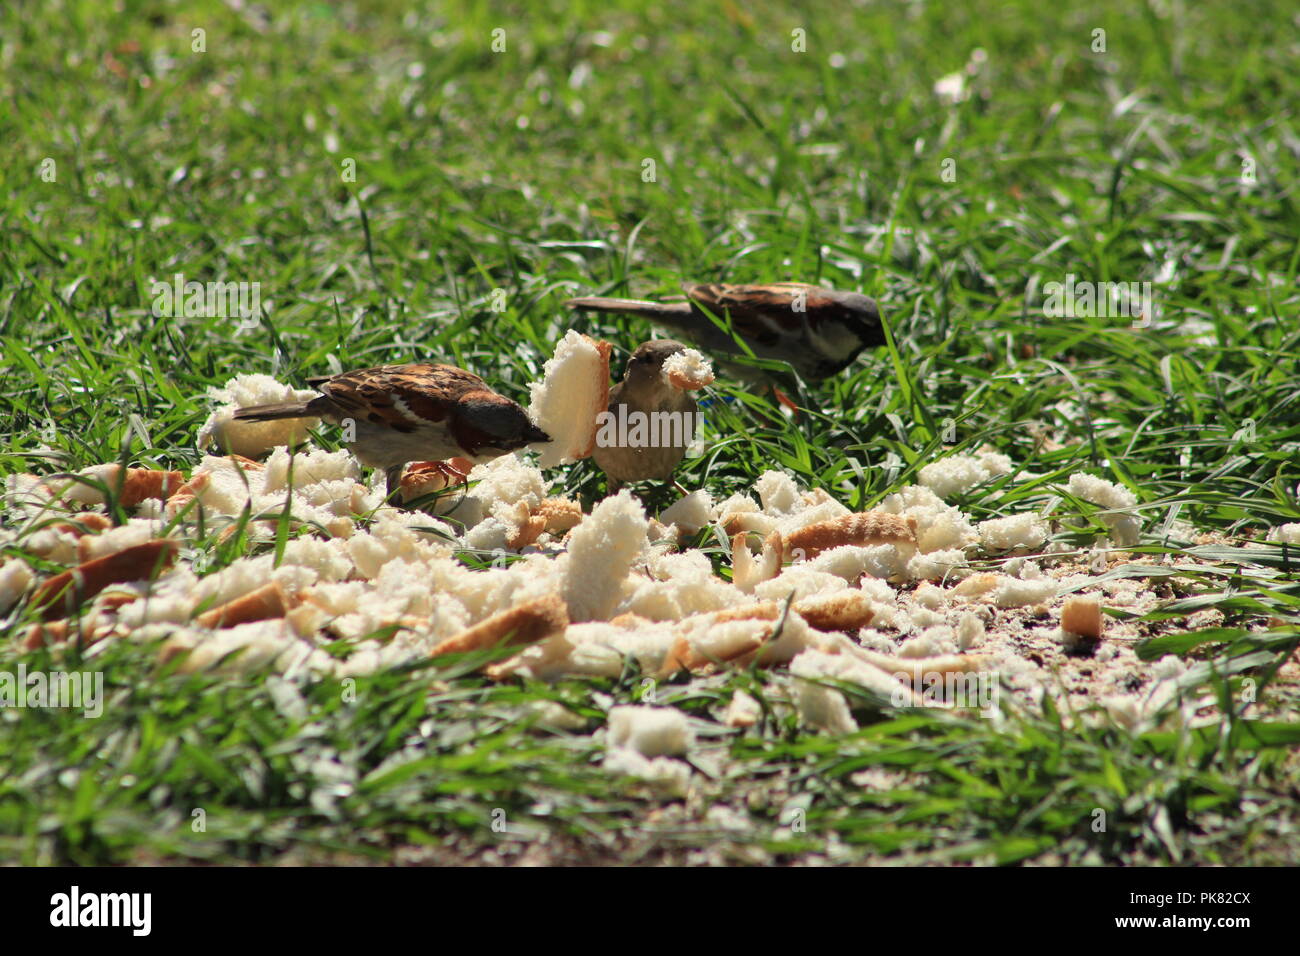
[566,282,884,389]
[232,364,549,493]
[591,340,698,496]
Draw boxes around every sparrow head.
[823,290,883,340]
[451,390,550,457]
[623,339,688,388]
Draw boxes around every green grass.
[1,0,1299,865]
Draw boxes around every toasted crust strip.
[430,593,569,659]
[98,591,140,610]
[165,472,210,513]
[119,469,187,507]
[608,612,654,628]
[793,591,875,632]
[29,540,180,620]
[950,573,998,598]
[665,369,714,390]
[1061,595,1103,639]
[23,620,117,651]
[534,498,584,532]
[660,633,768,677]
[578,337,612,459]
[659,603,783,676]
[224,454,265,470]
[783,512,917,561]
[710,602,781,624]
[53,514,114,538]
[195,582,291,629]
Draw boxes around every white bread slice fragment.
[528,330,612,468]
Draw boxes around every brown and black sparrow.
[566,282,884,392]
[232,363,549,493]
[591,340,698,496]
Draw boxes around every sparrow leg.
[772,387,802,417]
[384,465,404,501]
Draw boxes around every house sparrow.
[231,363,549,493]
[591,340,698,496]
[566,282,884,387]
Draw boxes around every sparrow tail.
[565,296,693,319]
[231,402,314,422]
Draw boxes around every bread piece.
[793,590,875,632]
[118,468,187,506]
[429,593,569,659]
[534,498,584,533]
[661,348,715,390]
[1061,595,1103,640]
[528,330,612,468]
[30,540,180,620]
[195,582,292,629]
[400,458,471,503]
[784,512,917,561]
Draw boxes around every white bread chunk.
[659,489,714,533]
[978,513,1049,551]
[528,330,611,468]
[563,491,647,622]
[918,449,1012,498]
[1067,473,1141,546]
[198,374,321,458]
[607,705,693,757]
[0,559,33,613]
[661,348,715,390]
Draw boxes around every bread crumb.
[607,705,693,757]
[661,348,715,390]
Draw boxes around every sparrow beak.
[524,423,551,444]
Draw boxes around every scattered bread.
[563,492,648,622]
[528,330,612,468]
[852,648,988,682]
[533,498,584,533]
[660,603,782,675]
[662,348,715,390]
[429,593,569,659]
[784,512,917,561]
[1061,595,1104,640]
[118,468,186,506]
[792,590,875,632]
[198,374,321,458]
[507,514,547,550]
[53,514,114,537]
[195,582,292,629]
[30,540,180,620]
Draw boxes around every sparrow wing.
[683,283,885,378]
[316,364,487,434]
[683,283,830,348]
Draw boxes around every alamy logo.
[150,273,262,329]
[0,664,103,718]
[1041,273,1155,327]
[50,886,151,936]
[891,670,999,718]
[595,407,702,448]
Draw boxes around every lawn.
[1,0,1298,866]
